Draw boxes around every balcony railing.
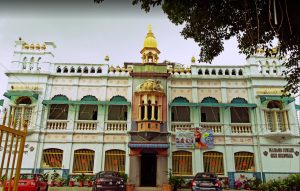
[46,120,68,130]
[75,120,97,131]
[200,123,223,134]
[105,121,127,132]
[231,123,252,134]
[171,122,193,132]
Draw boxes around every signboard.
[263,147,299,158]
[176,131,194,149]
[175,127,214,149]
[194,128,214,149]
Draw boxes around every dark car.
[92,171,125,191]
[191,173,222,191]
[4,173,48,191]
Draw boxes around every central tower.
[140,25,160,64]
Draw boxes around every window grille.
[172,151,192,175]
[42,148,63,168]
[203,151,224,175]
[104,150,126,173]
[234,152,255,172]
[73,149,95,173]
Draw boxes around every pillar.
[272,111,278,132]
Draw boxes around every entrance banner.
[194,128,214,149]
[175,130,195,149]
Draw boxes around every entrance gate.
[0,109,28,191]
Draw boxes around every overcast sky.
[0,0,246,100]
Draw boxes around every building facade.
[1,26,300,187]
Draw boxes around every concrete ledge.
[48,187,92,191]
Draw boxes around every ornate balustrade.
[105,121,127,132]
[231,123,252,134]
[171,122,193,132]
[75,120,97,131]
[200,123,223,134]
[46,120,67,130]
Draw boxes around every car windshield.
[98,172,118,178]
[19,174,35,180]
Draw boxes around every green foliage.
[167,169,185,191]
[95,0,300,94]
[258,174,300,191]
[50,170,59,181]
[76,173,88,183]
[119,172,128,183]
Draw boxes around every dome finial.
[191,56,196,64]
[148,24,152,33]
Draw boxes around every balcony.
[171,122,193,132]
[231,123,252,134]
[200,123,223,134]
[105,121,127,132]
[75,120,97,131]
[46,120,68,130]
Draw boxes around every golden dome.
[136,79,164,92]
[143,25,157,49]
[36,44,41,50]
[30,43,35,49]
[23,43,29,49]
[41,44,46,50]
[191,56,196,63]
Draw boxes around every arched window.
[211,69,216,75]
[172,151,192,175]
[63,67,68,73]
[171,97,190,122]
[238,69,243,76]
[108,96,128,120]
[83,67,88,73]
[79,95,98,120]
[42,148,63,168]
[232,69,236,75]
[77,67,82,73]
[22,57,27,70]
[205,69,210,75]
[218,69,223,75]
[16,96,32,105]
[90,67,95,73]
[73,149,95,173]
[14,96,33,128]
[97,67,102,73]
[230,98,250,123]
[147,100,152,120]
[70,67,75,73]
[104,150,126,173]
[56,67,62,73]
[203,151,224,174]
[225,69,229,75]
[234,152,255,172]
[265,100,288,132]
[201,97,220,122]
[48,95,69,120]
[198,69,203,75]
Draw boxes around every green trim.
[201,97,219,103]
[259,95,295,104]
[225,103,257,108]
[4,91,39,100]
[42,100,72,105]
[107,101,131,106]
[172,97,189,103]
[81,95,98,101]
[170,102,197,107]
[52,95,68,101]
[110,96,127,102]
[198,103,225,107]
[42,100,131,106]
[296,104,300,110]
[231,97,248,104]
[0,99,3,106]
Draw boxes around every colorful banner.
[194,128,214,149]
[175,127,214,149]
[175,131,195,149]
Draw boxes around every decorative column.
[138,105,141,121]
[151,103,155,120]
[283,111,289,132]
[157,105,161,121]
[272,111,279,132]
[144,104,148,120]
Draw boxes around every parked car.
[191,173,222,191]
[92,171,125,191]
[4,173,48,191]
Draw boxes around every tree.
[95,0,300,95]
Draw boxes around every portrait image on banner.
[176,130,195,149]
[194,128,214,149]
